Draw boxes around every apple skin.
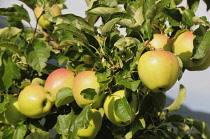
[187,48,210,71]
[34,4,61,30]
[72,71,101,108]
[149,34,173,51]
[77,109,102,138]
[138,50,180,92]
[44,68,75,104]
[0,95,26,125]
[103,90,138,127]
[18,84,53,119]
[172,30,195,67]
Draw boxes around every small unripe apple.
[103,90,138,127]
[34,4,61,30]
[138,50,180,92]
[172,30,195,67]
[72,71,100,108]
[149,34,173,51]
[0,95,26,125]
[77,109,102,138]
[44,68,75,104]
[18,84,53,119]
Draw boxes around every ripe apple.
[77,109,102,138]
[34,4,61,30]
[18,84,53,119]
[187,48,210,71]
[149,34,173,51]
[44,68,75,104]
[138,50,180,92]
[0,95,26,125]
[72,71,101,108]
[172,30,195,67]
[103,90,138,127]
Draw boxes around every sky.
[0,0,210,114]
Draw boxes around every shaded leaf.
[193,119,210,139]
[80,88,97,100]
[152,92,166,112]
[101,18,121,37]
[165,114,184,123]
[26,39,51,73]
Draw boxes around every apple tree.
[0,0,210,138]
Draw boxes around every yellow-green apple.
[18,84,52,118]
[187,48,210,71]
[149,34,173,51]
[103,90,138,127]
[34,4,61,30]
[44,68,75,104]
[0,95,26,125]
[77,109,102,138]
[172,30,195,67]
[72,71,101,108]
[138,50,180,92]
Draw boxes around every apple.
[44,68,75,104]
[77,109,102,138]
[149,34,173,51]
[172,30,195,67]
[103,90,138,127]
[18,84,53,119]
[187,48,210,71]
[138,50,180,92]
[0,95,26,125]
[34,4,61,30]
[72,71,101,108]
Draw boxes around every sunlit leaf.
[87,7,123,16]
[0,27,22,39]
[25,129,49,139]
[101,18,121,37]
[13,124,27,139]
[165,84,186,112]
[55,87,74,107]
[114,97,132,122]
[193,119,210,139]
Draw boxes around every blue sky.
[1,0,210,114]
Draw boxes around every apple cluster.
[138,30,210,93]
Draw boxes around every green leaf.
[114,97,132,122]
[162,8,181,26]
[55,87,74,107]
[165,84,186,112]
[101,18,121,37]
[0,41,21,55]
[0,27,22,39]
[25,39,51,73]
[13,124,27,139]
[80,88,97,100]
[192,29,210,59]
[55,112,74,136]
[193,119,210,139]
[140,19,152,39]
[54,14,95,35]
[114,37,140,51]
[165,114,184,123]
[87,7,123,16]
[182,9,195,26]
[0,94,10,113]
[2,126,15,139]
[72,104,91,138]
[2,56,21,91]
[187,0,199,13]
[55,23,89,44]
[25,129,49,139]
[0,5,30,23]
[151,92,166,112]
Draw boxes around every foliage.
[0,0,210,138]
